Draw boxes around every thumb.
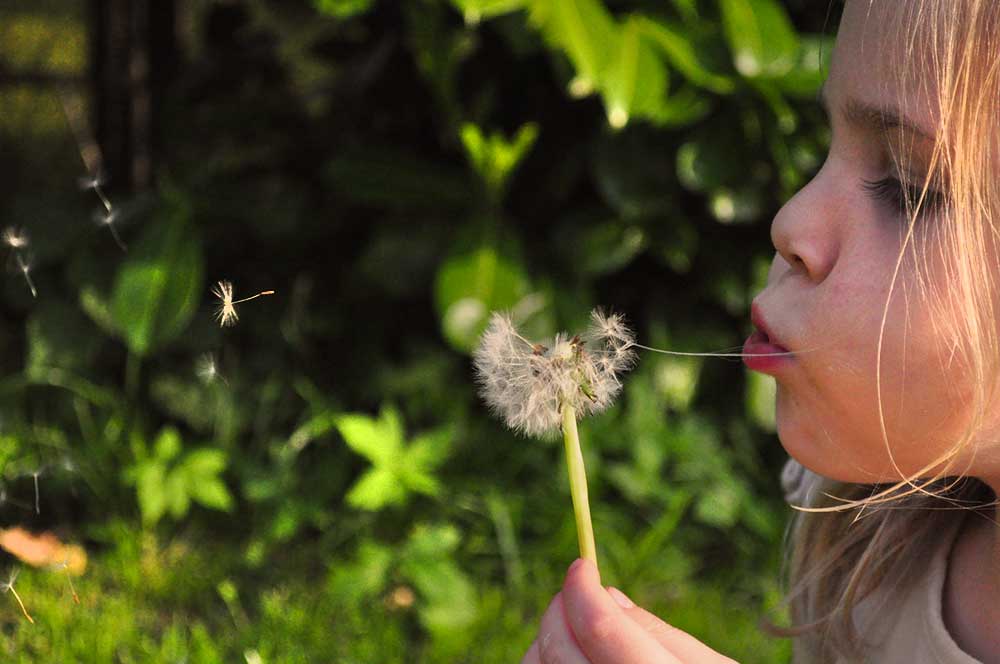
[606,587,739,664]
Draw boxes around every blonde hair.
[766,2,1000,661]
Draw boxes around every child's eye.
[861,176,946,219]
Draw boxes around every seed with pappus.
[212,280,275,327]
[2,227,28,250]
[473,309,637,437]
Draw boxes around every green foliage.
[460,121,539,203]
[334,405,453,510]
[109,189,204,357]
[126,427,234,527]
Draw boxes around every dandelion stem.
[561,403,598,569]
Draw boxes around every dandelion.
[473,309,637,568]
[474,309,636,438]
[1,568,34,623]
[212,280,276,328]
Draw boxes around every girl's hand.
[522,558,738,664]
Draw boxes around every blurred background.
[0,0,837,661]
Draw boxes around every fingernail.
[568,558,585,574]
[607,586,634,609]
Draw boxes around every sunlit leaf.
[110,191,203,356]
[434,244,532,353]
[719,0,799,78]
[637,15,736,94]
[450,0,527,25]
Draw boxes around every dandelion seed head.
[212,280,238,327]
[2,227,29,250]
[473,309,637,437]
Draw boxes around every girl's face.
[756,0,1000,484]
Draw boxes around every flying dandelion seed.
[51,557,80,605]
[196,352,228,386]
[14,252,38,298]
[212,280,276,328]
[1,569,34,623]
[2,227,29,250]
[31,470,40,515]
[92,208,127,252]
[473,309,636,438]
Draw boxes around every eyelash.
[860,176,946,219]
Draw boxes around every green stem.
[561,403,598,569]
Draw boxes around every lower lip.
[743,330,794,373]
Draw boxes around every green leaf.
[636,15,736,94]
[110,192,203,356]
[528,0,617,96]
[433,244,532,353]
[154,427,183,462]
[404,426,454,472]
[600,16,668,129]
[165,470,191,519]
[398,467,441,497]
[773,34,834,98]
[311,0,374,18]
[719,0,799,79]
[182,448,228,478]
[400,524,477,634]
[346,467,406,510]
[79,285,118,338]
[694,481,741,528]
[571,221,646,276]
[460,122,539,202]
[188,477,234,512]
[136,462,167,526]
[334,409,402,466]
[450,0,527,25]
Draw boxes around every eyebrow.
[817,81,936,144]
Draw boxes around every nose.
[769,168,839,283]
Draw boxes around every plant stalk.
[561,403,598,569]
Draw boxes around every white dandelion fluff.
[195,352,219,383]
[473,309,636,437]
[2,227,29,250]
[212,279,276,328]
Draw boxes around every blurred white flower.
[473,309,636,437]
[2,227,28,250]
[196,353,220,383]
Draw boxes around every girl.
[522,1,1000,662]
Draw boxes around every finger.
[537,591,590,664]
[561,559,683,664]
[607,587,738,663]
[521,640,541,664]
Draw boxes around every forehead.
[829,0,941,137]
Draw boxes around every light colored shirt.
[781,458,981,663]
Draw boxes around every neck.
[942,477,1000,663]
